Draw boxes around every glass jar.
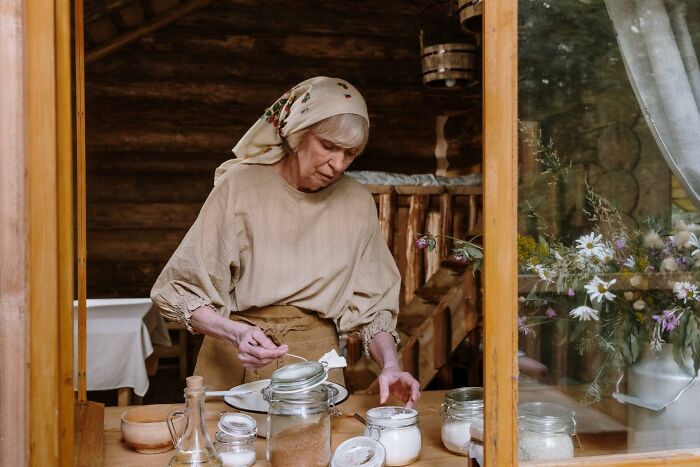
[440,387,483,455]
[265,362,338,467]
[363,407,421,466]
[214,412,257,467]
[518,402,576,461]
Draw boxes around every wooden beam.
[56,0,75,461]
[85,0,211,63]
[0,0,29,462]
[482,0,518,466]
[27,0,61,463]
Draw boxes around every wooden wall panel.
[84,0,482,297]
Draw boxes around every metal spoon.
[353,412,368,425]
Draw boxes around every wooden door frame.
[0,0,74,464]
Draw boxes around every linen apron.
[193,305,345,390]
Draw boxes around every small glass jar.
[518,402,576,461]
[440,387,483,455]
[265,362,338,467]
[363,407,421,466]
[213,412,257,467]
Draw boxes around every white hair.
[284,113,369,156]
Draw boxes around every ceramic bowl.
[120,405,185,454]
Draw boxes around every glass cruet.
[167,375,223,466]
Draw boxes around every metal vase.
[627,343,700,451]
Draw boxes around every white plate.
[223,379,349,414]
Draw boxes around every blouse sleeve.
[150,175,240,333]
[336,195,401,357]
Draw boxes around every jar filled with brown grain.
[263,361,339,467]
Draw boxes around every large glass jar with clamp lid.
[264,361,339,467]
[518,402,576,461]
[441,386,484,455]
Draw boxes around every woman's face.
[293,133,359,191]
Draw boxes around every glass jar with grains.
[441,387,484,456]
[518,402,576,461]
[264,361,339,467]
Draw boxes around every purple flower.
[615,239,626,250]
[652,309,680,332]
[545,307,557,318]
[518,316,533,336]
[567,288,575,297]
[416,236,430,249]
[453,253,467,263]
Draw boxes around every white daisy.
[530,264,555,283]
[575,233,604,258]
[593,244,614,262]
[569,305,600,321]
[689,232,700,257]
[623,256,636,268]
[673,281,699,303]
[584,276,617,303]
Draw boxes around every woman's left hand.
[378,365,420,409]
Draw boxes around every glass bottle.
[214,412,257,467]
[440,387,483,456]
[518,402,575,461]
[167,375,223,466]
[264,361,338,467]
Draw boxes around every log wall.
[84,0,482,297]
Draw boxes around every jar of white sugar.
[364,407,421,466]
[214,412,257,467]
[518,402,576,462]
[440,387,483,455]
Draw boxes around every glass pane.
[518,0,700,461]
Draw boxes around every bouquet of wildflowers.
[518,215,700,400]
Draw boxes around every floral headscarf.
[214,76,369,184]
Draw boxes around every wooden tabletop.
[104,390,471,466]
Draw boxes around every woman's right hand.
[232,323,288,369]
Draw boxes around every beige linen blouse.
[150,163,401,354]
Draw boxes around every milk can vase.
[625,343,700,450]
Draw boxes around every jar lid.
[271,361,327,393]
[444,387,484,416]
[366,406,418,429]
[519,402,575,435]
[218,412,257,438]
[331,436,386,467]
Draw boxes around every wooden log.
[425,210,441,280]
[377,192,395,251]
[87,229,186,261]
[439,192,453,260]
[87,202,201,230]
[405,195,428,304]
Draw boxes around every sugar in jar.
[364,406,421,466]
[441,387,483,455]
[213,412,257,467]
[518,402,575,461]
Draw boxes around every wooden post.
[0,0,29,463]
[439,192,453,260]
[378,191,395,251]
[483,0,518,466]
[404,194,428,304]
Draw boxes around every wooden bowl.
[120,405,185,454]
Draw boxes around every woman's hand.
[368,331,421,408]
[191,306,287,369]
[378,365,420,409]
[233,323,288,369]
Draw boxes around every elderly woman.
[151,76,419,407]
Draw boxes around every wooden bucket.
[420,42,478,88]
[458,0,482,33]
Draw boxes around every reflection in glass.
[518,0,700,458]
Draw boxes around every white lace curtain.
[605,0,700,208]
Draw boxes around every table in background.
[74,298,172,405]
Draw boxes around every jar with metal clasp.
[440,387,483,455]
[363,406,421,466]
[263,361,340,467]
[518,402,577,461]
[214,412,257,467]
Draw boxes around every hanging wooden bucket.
[421,42,478,88]
[458,0,482,33]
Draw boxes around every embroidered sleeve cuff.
[174,294,215,334]
[360,310,400,358]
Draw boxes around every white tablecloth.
[73,299,172,397]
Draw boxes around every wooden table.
[104,390,468,466]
